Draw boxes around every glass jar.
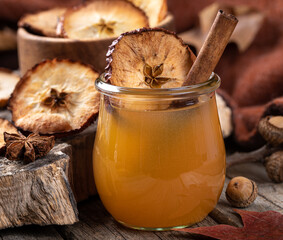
[93,73,225,231]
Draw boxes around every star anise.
[143,63,172,88]
[42,88,69,110]
[93,18,116,35]
[4,132,55,163]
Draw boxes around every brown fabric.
[168,0,283,33]
[217,41,283,149]
[216,20,283,149]
[168,0,283,149]
[233,97,283,149]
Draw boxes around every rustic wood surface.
[58,125,97,202]
[0,155,281,239]
[0,108,281,238]
[0,143,78,230]
[0,110,97,202]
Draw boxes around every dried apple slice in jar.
[106,28,195,88]
[0,68,20,108]
[9,59,100,136]
[127,0,167,27]
[105,28,196,110]
[18,8,66,37]
[60,0,149,39]
[0,118,18,154]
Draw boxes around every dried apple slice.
[18,8,66,37]
[0,68,20,108]
[105,28,196,89]
[60,1,149,39]
[9,59,100,136]
[128,0,167,27]
[0,118,18,153]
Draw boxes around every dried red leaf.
[175,209,283,240]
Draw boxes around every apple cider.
[93,74,225,230]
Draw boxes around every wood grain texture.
[0,110,96,202]
[17,14,175,75]
[210,162,283,228]
[226,162,283,212]
[0,108,282,238]
[57,196,216,240]
[0,225,63,240]
[1,167,282,239]
[58,124,97,202]
[0,143,78,230]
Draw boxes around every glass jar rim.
[95,72,220,98]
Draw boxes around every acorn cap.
[258,116,283,146]
[265,151,283,183]
[225,176,258,208]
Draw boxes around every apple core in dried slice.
[61,1,149,39]
[0,118,18,153]
[9,59,100,136]
[18,8,66,37]
[105,28,196,89]
[128,0,167,27]
[0,69,20,108]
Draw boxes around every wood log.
[0,110,97,202]
[0,143,78,230]
[58,124,97,202]
[0,225,64,239]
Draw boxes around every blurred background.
[0,0,282,149]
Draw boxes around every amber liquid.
[93,95,225,230]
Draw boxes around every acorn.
[258,116,283,146]
[225,176,258,208]
[264,151,283,183]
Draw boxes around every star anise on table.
[4,132,55,163]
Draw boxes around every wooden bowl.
[17,13,175,75]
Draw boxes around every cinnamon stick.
[184,10,238,85]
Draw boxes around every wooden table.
[0,159,282,240]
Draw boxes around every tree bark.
[0,143,78,230]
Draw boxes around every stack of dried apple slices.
[9,59,100,136]
[128,0,167,27]
[18,8,66,37]
[59,1,149,39]
[18,0,168,39]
